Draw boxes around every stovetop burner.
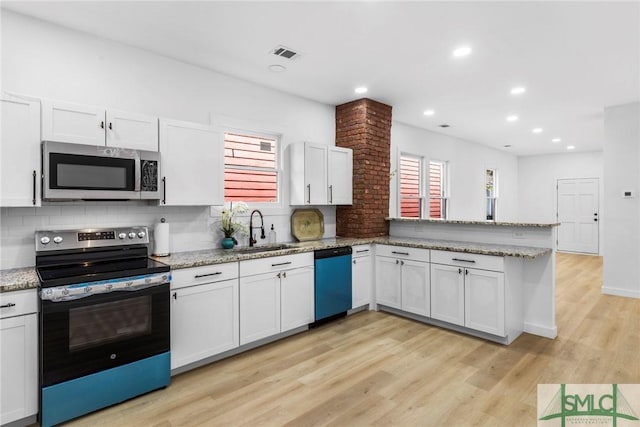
[35,226,169,288]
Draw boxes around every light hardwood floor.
[60,253,638,426]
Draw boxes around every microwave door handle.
[134,153,141,192]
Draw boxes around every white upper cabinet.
[327,147,353,205]
[158,119,224,206]
[289,142,353,206]
[0,93,41,207]
[106,109,159,151]
[42,99,158,150]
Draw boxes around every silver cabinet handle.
[0,303,16,309]
[272,261,292,267]
[452,258,476,263]
[194,272,222,278]
[392,251,409,256]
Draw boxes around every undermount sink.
[233,244,294,254]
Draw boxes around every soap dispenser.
[268,224,276,244]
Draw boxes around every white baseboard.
[524,322,557,339]
[601,286,640,299]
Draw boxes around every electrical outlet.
[513,231,526,239]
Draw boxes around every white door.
[240,272,280,345]
[41,99,106,145]
[0,314,38,425]
[280,267,314,332]
[375,256,402,309]
[106,109,158,151]
[170,280,239,370]
[464,269,505,337]
[557,178,599,254]
[304,143,328,204]
[352,254,372,308]
[430,264,464,326]
[327,147,353,205]
[401,260,430,316]
[1,94,41,207]
[159,119,224,206]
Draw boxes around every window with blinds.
[224,132,279,203]
[429,160,447,219]
[399,155,448,219]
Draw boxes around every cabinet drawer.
[376,245,429,262]
[431,250,504,272]
[172,262,238,290]
[0,289,38,319]
[240,252,313,277]
[352,244,372,257]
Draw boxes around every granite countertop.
[1,236,551,293]
[0,267,39,293]
[387,217,560,227]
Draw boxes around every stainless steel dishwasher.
[314,246,352,321]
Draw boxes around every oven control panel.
[35,227,150,252]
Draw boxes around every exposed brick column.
[335,98,392,238]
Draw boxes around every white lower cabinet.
[240,253,314,346]
[0,290,38,426]
[170,263,239,370]
[430,250,507,337]
[352,245,372,309]
[375,245,430,317]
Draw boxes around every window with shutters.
[224,131,279,203]
[429,160,448,219]
[399,154,422,218]
[486,168,497,221]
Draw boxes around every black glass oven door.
[41,283,170,387]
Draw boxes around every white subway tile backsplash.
[49,216,78,226]
[35,206,62,216]
[60,206,86,216]
[7,207,36,216]
[23,216,50,227]
[1,216,24,227]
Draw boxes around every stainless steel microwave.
[42,141,161,200]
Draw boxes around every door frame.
[555,177,600,255]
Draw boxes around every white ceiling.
[3,1,639,156]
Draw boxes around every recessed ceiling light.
[552,138,562,143]
[506,115,519,122]
[354,86,368,94]
[567,145,575,150]
[423,109,435,116]
[268,64,286,72]
[452,46,472,57]
[532,128,543,134]
[510,86,526,95]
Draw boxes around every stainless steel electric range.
[35,226,171,427]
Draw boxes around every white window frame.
[398,152,426,219]
[485,168,498,221]
[212,115,286,215]
[428,159,449,220]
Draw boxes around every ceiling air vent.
[271,45,300,60]
[439,124,450,128]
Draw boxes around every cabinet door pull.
[100,121,105,129]
[452,258,476,263]
[32,170,37,205]
[172,292,177,300]
[329,185,333,204]
[194,272,222,278]
[162,177,167,205]
[108,122,113,130]
[277,272,281,279]
[392,251,409,256]
[353,259,356,264]
[355,249,369,253]
[395,259,399,265]
[272,261,292,267]
[458,268,462,274]
[307,184,311,204]
[465,269,469,275]
[283,271,287,278]
[1,302,16,308]
[401,260,404,266]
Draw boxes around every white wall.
[0,11,336,269]
[390,121,519,221]
[603,102,640,298]
[518,151,604,255]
